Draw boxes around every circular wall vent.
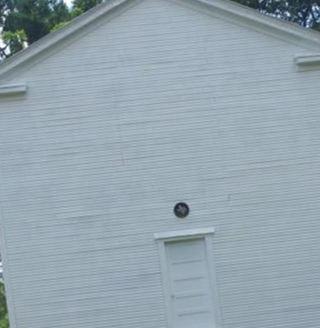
[174,202,189,218]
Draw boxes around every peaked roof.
[1,0,320,81]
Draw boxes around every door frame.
[154,228,222,328]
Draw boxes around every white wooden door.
[164,238,216,328]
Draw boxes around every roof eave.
[0,0,136,81]
[1,0,320,81]
[182,0,320,49]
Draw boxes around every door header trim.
[154,227,215,241]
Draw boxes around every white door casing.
[155,228,221,328]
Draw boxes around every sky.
[64,0,73,8]
[4,0,74,9]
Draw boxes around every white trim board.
[295,54,320,66]
[155,227,222,328]
[0,84,27,97]
[154,227,215,240]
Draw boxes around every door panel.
[164,238,216,328]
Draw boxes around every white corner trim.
[154,227,215,240]
[294,54,320,66]
[0,84,27,96]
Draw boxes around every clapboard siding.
[1,0,320,327]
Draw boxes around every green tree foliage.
[4,0,71,44]
[2,29,26,54]
[0,0,102,59]
[231,0,320,28]
[72,0,102,15]
[0,0,71,57]
[0,282,8,328]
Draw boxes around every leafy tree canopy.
[0,282,8,328]
[231,0,320,28]
[4,0,71,43]
[72,0,102,14]
[0,0,102,59]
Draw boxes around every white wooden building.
[0,0,320,327]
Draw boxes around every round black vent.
[174,202,189,218]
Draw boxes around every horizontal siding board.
[1,0,320,328]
